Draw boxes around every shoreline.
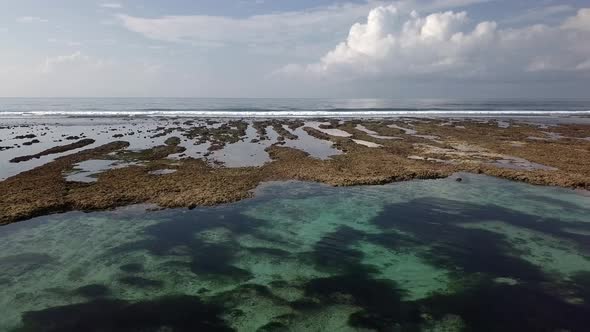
[1,116,589,225]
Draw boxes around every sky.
[0,0,589,98]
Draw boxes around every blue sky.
[1,0,589,98]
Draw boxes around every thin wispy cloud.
[16,16,48,23]
[115,0,488,53]
[503,5,575,24]
[47,38,83,47]
[41,51,104,74]
[100,3,123,9]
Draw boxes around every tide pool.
[1,174,589,331]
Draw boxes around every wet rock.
[14,134,37,139]
[22,139,40,146]
[164,136,181,146]
[10,139,95,163]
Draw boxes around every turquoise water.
[1,174,589,331]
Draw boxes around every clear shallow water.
[1,174,590,331]
[1,98,590,117]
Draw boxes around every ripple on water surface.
[1,174,589,331]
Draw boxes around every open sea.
[1,98,590,118]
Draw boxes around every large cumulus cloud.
[278,7,590,81]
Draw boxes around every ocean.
[1,98,590,118]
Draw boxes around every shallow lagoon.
[1,173,589,331]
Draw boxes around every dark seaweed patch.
[307,226,370,274]
[372,198,550,281]
[256,321,288,331]
[119,263,144,273]
[107,208,262,282]
[246,247,291,257]
[419,280,590,332]
[212,283,288,309]
[118,276,163,289]
[0,253,55,274]
[569,271,590,304]
[15,295,233,332]
[189,243,253,282]
[75,284,110,298]
[304,274,420,330]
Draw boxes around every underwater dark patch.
[15,295,233,332]
[212,283,288,310]
[256,321,288,332]
[372,198,551,281]
[119,263,144,273]
[304,274,420,330]
[189,243,253,282]
[74,284,110,298]
[569,271,590,304]
[426,228,547,281]
[118,276,163,289]
[107,208,265,282]
[108,208,264,257]
[419,279,590,332]
[245,246,291,257]
[367,231,423,251]
[0,253,55,274]
[306,226,370,274]
[385,197,590,251]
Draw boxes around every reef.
[0,118,589,225]
[10,139,96,163]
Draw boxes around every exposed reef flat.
[1,117,589,224]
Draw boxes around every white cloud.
[16,16,48,23]
[277,6,590,81]
[41,51,104,74]
[100,3,123,9]
[116,0,488,52]
[562,8,590,31]
[47,38,83,47]
[576,59,590,70]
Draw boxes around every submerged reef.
[1,118,589,224]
